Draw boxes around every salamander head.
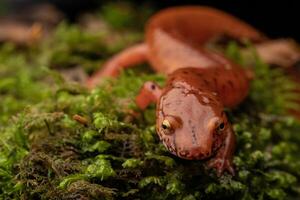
[156,86,229,160]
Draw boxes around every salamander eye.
[160,116,181,135]
[217,122,225,132]
[161,119,174,135]
[162,119,171,130]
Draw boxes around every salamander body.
[87,6,264,175]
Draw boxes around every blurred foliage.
[38,22,142,74]
[100,2,154,30]
[0,0,8,16]
[0,2,300,200]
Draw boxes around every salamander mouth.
[160,136,211,160]
[173,137,224,160]
[176,149,211,160]
[176,141,224,160]
[160,130,225,160]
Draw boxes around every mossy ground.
[0,2,300,200]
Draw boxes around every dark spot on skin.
[151,84,156,90]
[228,80,234,88]
[183,70,188,74]
[222,84,227,92]
[165,102,171,107]
[187,119,197,145]
[197,72,202,77]
[190,125,197,145]
[203,79,210,86]
[213,78,218,87]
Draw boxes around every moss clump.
[1,2,300,200]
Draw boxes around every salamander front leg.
[86,43,148,89]
[136,81,162,110]
[206,125,236,176]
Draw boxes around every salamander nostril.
[178,147,212,160]
[151,84,156,90]
[179,150,188,157]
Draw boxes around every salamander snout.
[177,146,212,160]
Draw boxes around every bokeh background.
[0,0,299,41]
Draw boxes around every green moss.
[0,2,300,200]
[101,2,153,30]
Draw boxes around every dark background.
[2,0,300,41]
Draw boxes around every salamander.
[86,6,265,175]
[135,66,250,176]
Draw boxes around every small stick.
[73,114,89,126]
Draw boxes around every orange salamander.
[87,6,266,175]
